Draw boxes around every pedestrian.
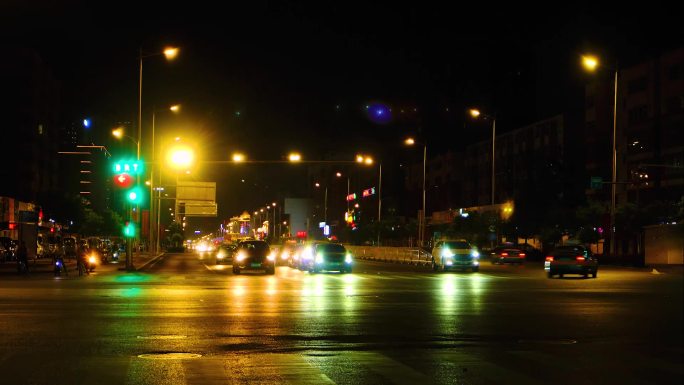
[16,241,28,273]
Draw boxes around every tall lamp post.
[138,46,178,256]
[404,138,427,248]
[582,54,619,255]
[150,104,180,254]
[469,109,497,205]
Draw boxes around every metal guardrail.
[345,246,434,266]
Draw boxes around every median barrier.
[345,246,433,266]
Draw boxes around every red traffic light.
[113,173,134,188]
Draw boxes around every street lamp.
[582,53,619,256]
[138,46,179,161]
[288,152,302,162]
[166,144,195,224]
[150,104,181,254]
[404,137,427,248]
[469,108,497,205]
[232,153,246,162]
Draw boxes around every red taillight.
[545,256,554,262]
[519,253,526,257]
[501,252,509,256]
[576,256,585,262]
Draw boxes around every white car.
[431,240,480,272]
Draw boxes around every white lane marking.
[356,351,430,385]
[181,354,337,385]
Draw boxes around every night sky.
[3,2,681,231]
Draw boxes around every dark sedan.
[232,240,275,275]
[302,243,353,274]
[490,247,526,264]
[545,245,598,278]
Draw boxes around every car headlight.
[303,247,314,260]
[315,253,324,264]
[441,249,454,258]
[267,253,275,261]
[471,250,480,258]
[217,251,225,259]
[280,251,289,260]
[236,252,246,262]
[472,260,479,266]
[345,253,352,264]
[89,255,96,264]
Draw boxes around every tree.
[166,222,185,250]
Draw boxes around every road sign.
[362,187,376,198]
[590,176,603,190]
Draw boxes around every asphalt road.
[0,252,681,384]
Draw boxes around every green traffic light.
[123,222,136,238]
[125,187,145,204]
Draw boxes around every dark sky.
[3,1,682,231]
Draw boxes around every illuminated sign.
[362,187,376,198]
[296,231,307,239]
[113,160,143,175]
[319,222,326,229]
[346,193,357,201]
[113,174,134,188]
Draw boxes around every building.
[0,48,60,204]
[585,46,684,208]
[461,114,567,208]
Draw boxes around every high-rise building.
[584,47,684,208]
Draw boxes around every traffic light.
[125,187,145,205]
[123,221,136,238]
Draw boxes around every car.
[0,237,16,261]
[545,245,598,278]
[299,242,352,273]
[232,240,275,275]
[277,242,297,266]
[431,240,480,272]
[215,244,236,264]
[63,237,78,258]
[490,246,526,264]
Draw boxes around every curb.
[117,253,166,272]
[136,253,166,271]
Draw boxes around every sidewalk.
[116,252,165,272]
[0,257,78,276]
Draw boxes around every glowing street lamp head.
[163,47,179,60]
[356,155,364,163]
[469,109,481,118]
[582,55,599,72]
[336,172,342,177]
[288,152,302,162]
[232,153,246,162]
[405,137,415,146]
[169,104,181,113]
[364,157,374,165]
[112,128,124,139]
[168,146,195,170]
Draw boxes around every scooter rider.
[78,247,90,276]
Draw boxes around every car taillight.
[576,256,585,261]
[545,256,554,262]
[519,253,526,257]
[501,252,508,256]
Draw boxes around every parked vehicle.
[63,237,78,258]
[431,240,480,272]
[545,245,598,278]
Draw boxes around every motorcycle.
[54,257,67,276]
[87,254,97,272]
